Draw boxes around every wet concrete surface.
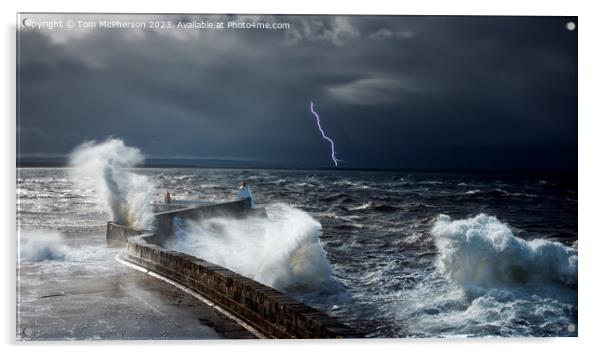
[17,232,256,340]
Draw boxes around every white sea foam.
[19,231,70,262]
[374,213,579,337]
[349,201,374,210]
[167,204,335,292]
[431,214,577,289]
[464,189,481,195]
[68,138,154,229]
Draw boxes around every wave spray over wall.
[168,204,336,293]
[69,138,154,229]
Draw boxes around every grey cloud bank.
[17,14,577,171]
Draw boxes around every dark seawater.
[17,167,578,337]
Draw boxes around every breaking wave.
[431,214,577,290]
[19,231,70,262]
[167,204,335,292]
[68,138,154,229]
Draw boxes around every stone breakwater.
[108,199,362,339]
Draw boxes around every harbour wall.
[106,221,147,247]
[106,198,266,246]
[109,199,361,339]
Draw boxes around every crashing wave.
[431,214,577,289]
[167,203,335,292]
[68,138,154,229]
[19,231,70,262]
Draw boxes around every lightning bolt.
[310,101,341,167]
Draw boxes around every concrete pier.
[17,233,256,340]
[110,199,362,339]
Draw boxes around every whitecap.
[431,214,577,289]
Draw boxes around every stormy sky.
[17,14,577,171]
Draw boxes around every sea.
[17,167,578,338]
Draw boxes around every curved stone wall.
[121,232,360,339]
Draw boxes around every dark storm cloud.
[17,14,577,171]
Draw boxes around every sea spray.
[68,138,154,229]
[375,214,579,337]
[167,203,335,292]
[19,231,70,262]
[431,214,578,289]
